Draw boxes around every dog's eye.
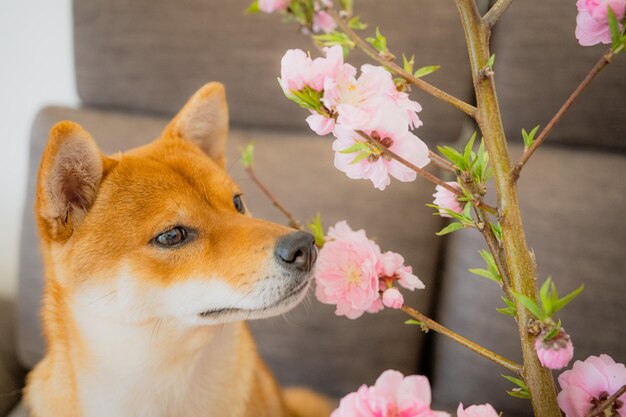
[153,226,188,247]
[233,194,245,214]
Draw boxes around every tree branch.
[327,8,478,118]
[402,305,522,373]
[483,0,513,29]
[245,167,303,230]
[512,49,614,181]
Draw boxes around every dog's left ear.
[164,82,229,167]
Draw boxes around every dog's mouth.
[197,278,311,319]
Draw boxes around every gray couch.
[2,0,625,416]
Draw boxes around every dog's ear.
[37,121,111,241]
[164,82,229,167]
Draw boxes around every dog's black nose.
[275,231,317,272]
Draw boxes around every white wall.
[0,0,78,297]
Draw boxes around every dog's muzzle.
[274,231,317,273]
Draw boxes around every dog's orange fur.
[25,83,332,417]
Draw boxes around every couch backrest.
[73,0,475,144]
[493,0,626,150]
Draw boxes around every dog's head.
[36,83,316,326]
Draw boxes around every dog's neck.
[58,299,256,417]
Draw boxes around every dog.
[25,82,332,417]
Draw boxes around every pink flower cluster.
[259,0,337,33]
[331,370,449,417]
[558,354,626,417]
[456,403,500,417]
[315,221,424,319]
[534,329,575,370]
[280,46,430,190]
[432,182,463,218]
[576,0,626,46]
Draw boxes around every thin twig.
[585,385,626,417]
[429,150,456,173]
[401,305,522,373]
[483,0,514,29]
[512,50,614,180]
[245,167,302,230]
[327,8,478,118]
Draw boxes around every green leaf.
[490,222,502,241]
[348,16,368,30]
[366,27,388,53]
[552,284,584,314]
[437,145,466,170]
[403,54,415,74]
[413,65,441,78]
[239,142,255,168]
[543,322,562,341]
[306,213,326,248]
[464,132,477,163]
[539,277,552,316]
[522,125,540,149]
[436,222,465,236]
[507,389,532,399]
[502,374,531,399]
[350,151,371,164]
[245,0,260,14]
[405,319,424,326]
[339,0,354,14]
[339,142,370,154]
[487,54,496,68]
[502,374,529,390]
[497,296,517,316]
[513,292,544,319]
[478,250,498,275]
[313,31,355,52]
[608,7,621,50]
[469,268,500,283]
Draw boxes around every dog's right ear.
[37,121,112,241]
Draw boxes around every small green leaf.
[339,0,354,14]
[469,268,500,283]
[502,374,529,390]
[543,322,562,341]
[348,16,368,30]
[539,277,553,316]
[522,125,540,149]
[513,293,544,319]
[313,31,356,51]
[608,7,621,50]
[436,222,465,236]
[339,142,370,154]
[552,284,584,314]
[487,54,496,68]
[507,389,532,399]
[245,0,260,14]
[463,132,477,164]
[405,319,424,326]
[239,142,255,168]
[497,296,517,316]
[490,222,502,241]
[437,145,466,169]
[402,54,415,74]
[350,151,371,164]
[413,65,441,78]
[366,27,388,53]
[306,213,326,248]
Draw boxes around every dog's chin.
[196,276,312,325]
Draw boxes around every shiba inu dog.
[25,83,332,417]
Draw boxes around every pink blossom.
[315,221,382,319]
[456,403,499,417]
[576,0,626,46]
[535,330,574,370]
[382,288,404,309]
[279,46,352,93]
[306,112,335,135]
[558,354,626,417]
[432,182,463,218]
[258,0,290,13]
[313,11,338,33]
[332,119,430,191]
[377,251,425,291]
[331,370,449,417]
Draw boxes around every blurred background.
[0,1,624,416]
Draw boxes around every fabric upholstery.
[6,402,27,417]
[17,105,444,398]
[0,298,24,416]
[493,0,626,150]
[73,0,474,144]
[431,145,626,415]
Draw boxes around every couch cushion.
[18,105,444,398]
[6,401,28,417]
[73,0,474,144]
[493,0,626,150]
[0,298,25,416]
[430,145,626,415]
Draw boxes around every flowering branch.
[585,384,626,417]
[327,7,478,118]
[428,151,456,173]
[512,49,615,181]
[454,0,561,414]
[401,305,522,373]
[244,165,303,230]
[482,0,514,29]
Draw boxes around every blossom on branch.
[331,370,449,417]
[315,221,424,319]
[456,403,500,417]
[575,0,626,46]
[557,354,626,417]
[432,182,463,218]
[258,0,290,13]
[534,329,574,370]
